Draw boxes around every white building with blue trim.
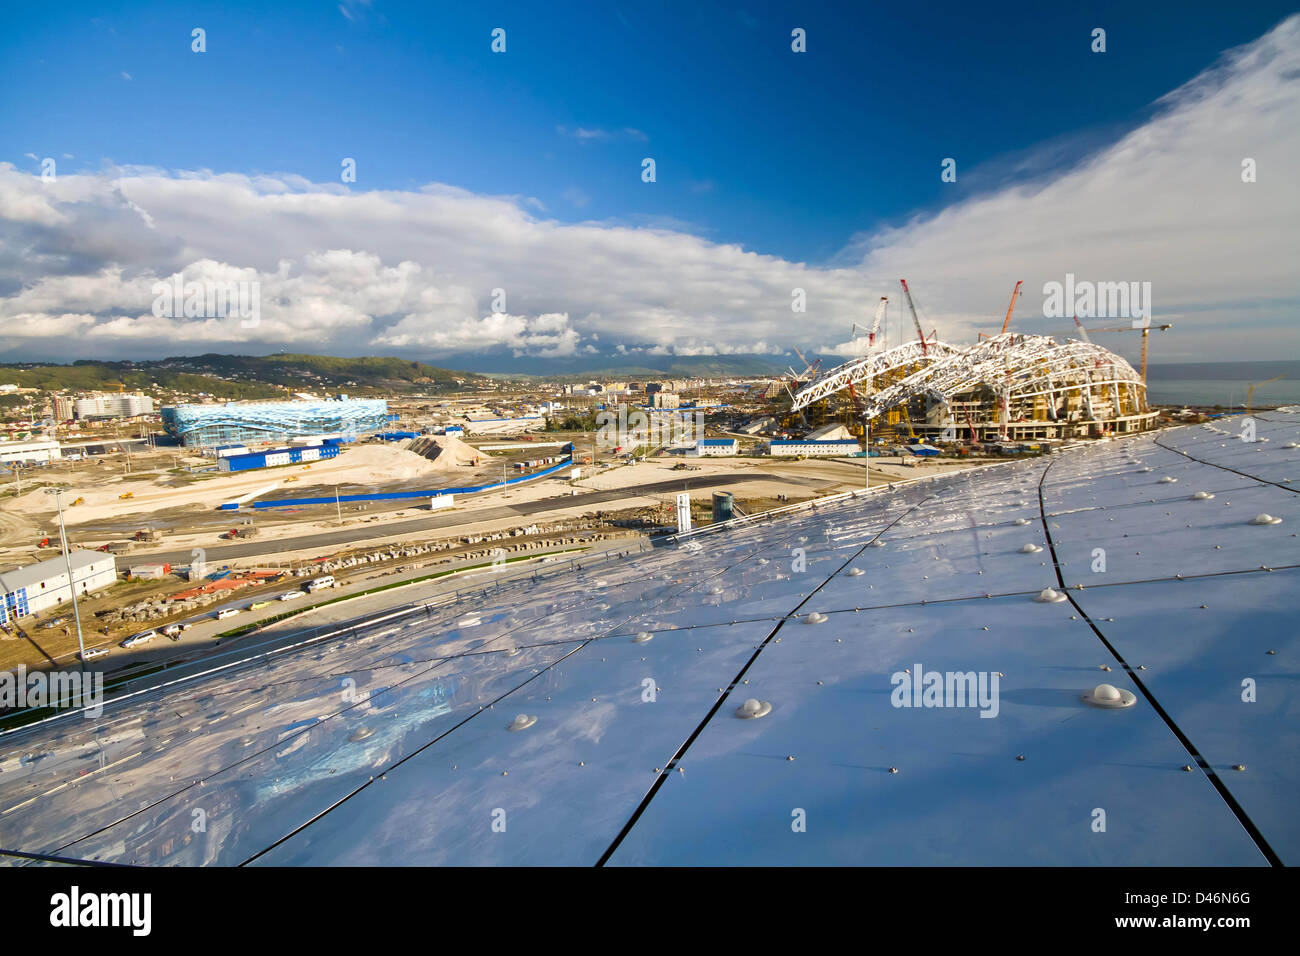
[692,438,738,456]
[767,439,862,457]
[0,551,117,626]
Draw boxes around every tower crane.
[999,280,1024,334]
[852,297,889,349]
[899,279,927,355]
[1246,375,1285,417]
[1071,320,1173,383]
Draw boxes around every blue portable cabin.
[217,444,341,473]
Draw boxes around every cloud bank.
[1,15,1296,367]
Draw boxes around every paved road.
[126,472,822,568]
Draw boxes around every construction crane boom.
[868,296,887,347]
[999,281,1024,335]
[1072,322,1173,384]
[899,279,927,355]
[1246,375,1285,417]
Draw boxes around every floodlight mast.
[44,488,89,691]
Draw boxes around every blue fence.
[219,453,575,511]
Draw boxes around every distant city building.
[161,398,388,448]
[0,438,61,465]
[53,396,75,420]
[652,391,680,409]
[645,383,663,397]
[0,550,117,624]
[73,393,154,420]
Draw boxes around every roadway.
[126,471,823,568]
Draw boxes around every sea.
[1146,379,1300,409]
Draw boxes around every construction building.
[217,443,342,473]
[0,551,117,625]
[691,438,738,456]
[787,281,1161,445]
[768,438,862,457]
[0,438,61,465]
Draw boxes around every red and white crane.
[899,279,927,355]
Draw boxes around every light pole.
[44,488,88,682]
[335,485,343,526]
[864,418,870,490]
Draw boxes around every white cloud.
[0,15,1296,366]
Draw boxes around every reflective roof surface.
[2,412,1295,865]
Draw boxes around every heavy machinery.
[118,491,134,500]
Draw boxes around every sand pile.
[407,435,484,470]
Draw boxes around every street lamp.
[43,488,88,681]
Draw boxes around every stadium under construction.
[780,281,1162,447]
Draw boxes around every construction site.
[759,279,1164,450]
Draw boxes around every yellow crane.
[1246,375,1285,417]
[1072,318,1173,384]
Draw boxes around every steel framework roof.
[861,333,1145,421]
[791,334,1146,422]
[788,340,961,412]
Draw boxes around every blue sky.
[1,1,1297,369]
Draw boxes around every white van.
[215,607,241,620]
[306,575,336,592]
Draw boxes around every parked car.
[162,624,183,639]
[279,590,306,601]
[120,630,157,649]
[80,647,110,661]
[215,607,241,620]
